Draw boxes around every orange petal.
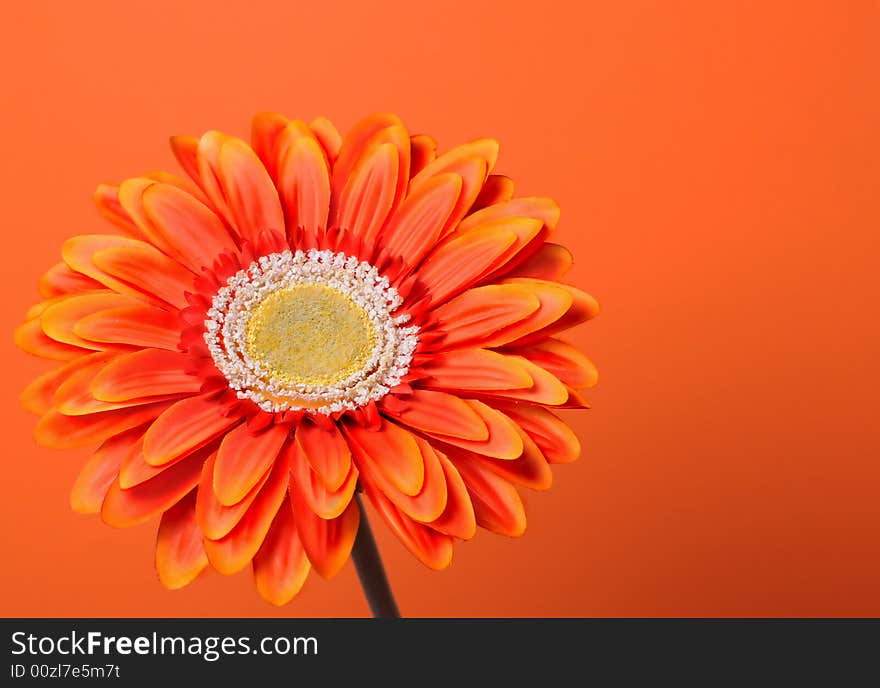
[250,112,290,179]
[253,498,311,605]
[377,173,461,267]
[430,400,523,460]
[510,282,600,344]
[451,455,526,537]
[169,136,202,186]
[142,393,242,466]
[294,419,352,492]
[40,291,139,350]
[94,184,141,237]
[204,454,290,575]
[91,349,200,402]
[409,139,498,232]
[417,348,533,392]
[330,113,404,202]
[292,490,359,579]
[476,426,553,491]
[482,279,575,348]
[39,262,102,298]
[417,222,524,305]
[101,447,208,527]
[429,455,477,539]
[356,434,447,523]
[288,440,358,520]
[426,284,540,351]
[381,389,488,441]
[504,338,598,389]
[277,132,330,234]
[14,318,85,360]
[335,141,399,243]
[343,420,425,496]
[505,243,573,281]
[35,400,171,449]
[119,430,192,489]
[155,491,208,589]
[73,305,183,351]
[471,174,515,210]
[309,116,342,161]
[213,422,290,505]
[92,242,195,309]
[458,196,560,235]
[62,234,176,308]
[70,426,143,513]
[363,483,453,570]
[21,351,114,414]
[54,354,182,416]
[471,356,569,406]
[196,451,272,539]
[218,137,285,242]
[142,183,238,272]
[497,404,581,464]
[409,134,437,176]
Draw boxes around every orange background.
[1,1,878,617]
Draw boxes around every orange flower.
[15,113,598,606]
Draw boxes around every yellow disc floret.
[244,284,377,387]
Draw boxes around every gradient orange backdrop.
[1,0,877,617]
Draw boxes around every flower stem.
[351,493,401,618]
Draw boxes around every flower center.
[244,284,377,387]
[204,249,418,415]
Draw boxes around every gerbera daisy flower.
[15,112,598,610]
